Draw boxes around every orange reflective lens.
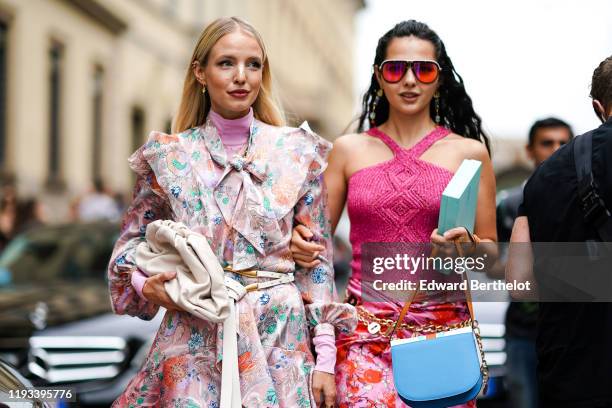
[380,60,440,84]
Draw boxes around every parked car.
[0,358,55,407]
[0,222,161,406]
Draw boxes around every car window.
[0,223,118,287]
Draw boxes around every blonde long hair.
[174,17,284,133]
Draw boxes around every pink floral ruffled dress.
[335,126,475,408]
[108,114,356,407]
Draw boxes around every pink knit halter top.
[346,126,454,297]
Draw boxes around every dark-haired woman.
[290,20,497,407]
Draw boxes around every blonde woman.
[108,17,355,407]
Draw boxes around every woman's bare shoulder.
[443,132,490,161]
[333,132,378,153]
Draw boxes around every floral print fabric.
[335,304,474,408]
[108,118,356,407]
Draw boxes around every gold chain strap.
[472,320,489,392]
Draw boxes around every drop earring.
[434,91,440,124]
[369,88,384,125]
[202,84,207,94]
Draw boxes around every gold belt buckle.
[224,266,293,293]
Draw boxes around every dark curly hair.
[358,20,490,154]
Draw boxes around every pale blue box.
[438,159,482,235]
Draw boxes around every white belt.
[219,269,295,408]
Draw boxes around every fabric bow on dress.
[203,122,275,270]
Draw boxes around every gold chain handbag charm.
[357,305,471,336]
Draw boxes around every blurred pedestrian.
[77,178,121,222]
[509,55,612,408]
[0,185,16,250]
[13,197,46,235]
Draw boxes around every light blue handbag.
[388,273,488,408]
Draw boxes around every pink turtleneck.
[209,107,252,156]
[131,107,336,374]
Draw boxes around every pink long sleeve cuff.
[131,268,148,300]
[313,333,336,374]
